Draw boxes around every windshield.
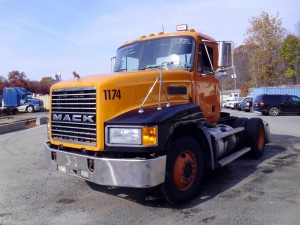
[21,94,33,100]
[114,36,195,72]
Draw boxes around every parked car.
[253,94,300,116]
[222,98,236,108]
[235,97,251,110]
[241,97,253,112]
[229,97,245,109]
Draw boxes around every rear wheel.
[245,118,265,158]
[233,118,248,149]
[161,136,204,204]
[12,108,18,115]
[269,107,279,116]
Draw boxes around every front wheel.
[161,136,204,204]
[27,105,34,113]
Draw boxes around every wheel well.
[269,105,280,110]
[168,124,213,170]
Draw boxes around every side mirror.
[166,54,181,70]
[218,41,232,68]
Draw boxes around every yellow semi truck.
[44,24,270,204]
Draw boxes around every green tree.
[244,12,285,87]
[280,34,300,84]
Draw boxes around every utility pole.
[231,73,237,92]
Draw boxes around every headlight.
[107,126,157,146]
[110,127,141,144]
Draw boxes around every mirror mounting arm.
[138,55,180,113]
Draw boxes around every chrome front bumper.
[44,142,166,188]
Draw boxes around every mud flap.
[263,120,271,144]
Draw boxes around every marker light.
[177,24,188,31]
[142,127,157,146]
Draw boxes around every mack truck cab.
[44,24,270,204]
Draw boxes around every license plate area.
[56,152,92,179]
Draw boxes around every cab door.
[193,42,220,123]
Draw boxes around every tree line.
[1,12,299,96]
[0,71,59,95]
[223,12,300,95]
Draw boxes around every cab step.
[217,147,251,167]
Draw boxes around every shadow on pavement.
[85,133,299,209]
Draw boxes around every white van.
[227,93,239,101]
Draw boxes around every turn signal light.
[142,127,157,146]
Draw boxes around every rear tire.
[269,107,279,116]
[245,118,265,158]
[12,108,18,115]
[161,136,204,204]
[233,118,248,149]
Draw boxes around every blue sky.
[0,0,299,81]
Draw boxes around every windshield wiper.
[139,65,161,70]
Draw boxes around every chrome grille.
[51,87,97,146]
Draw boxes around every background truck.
[44,24,270,204]
[0,87,43,115]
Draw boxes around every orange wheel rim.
[173,150,197,191]
[257,126,264,150]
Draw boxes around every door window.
[291,96,300,103]
[198,44,213,73]
[281,95,291,103]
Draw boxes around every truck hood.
[51,70,193,121]
[50,70,193,151]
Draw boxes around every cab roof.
[118,29,217,49]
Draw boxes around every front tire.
[27,105,34,113]
[161,136,204,204]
